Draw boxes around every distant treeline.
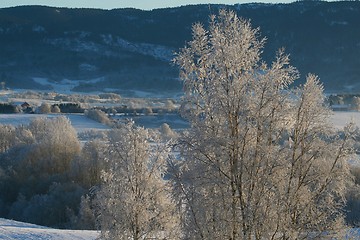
[0,103,18,113]
[327,94,360,111]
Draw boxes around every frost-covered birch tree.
[97,121,180,240]
[173,9,352,240]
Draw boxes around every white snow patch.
[79,63,97,72]
[102,34,174,61]
[32,25,45,33]
[0,218,99,240]
[44,38,101,53]
[0,218,357,239]
[331,111,360,129]
[330,20,348,26]
[32,77,104,93]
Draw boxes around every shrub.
[84,109,112,126]
[98,93,121,100]
[37,102,51,114]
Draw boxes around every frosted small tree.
[165,100,176,111]
[85,109,111,126]
[51,105,61,113]
[97,121,180,240]
[160,123,177,140]
[37,102,51,114]
[173,9,352,240]
[351,96,360,111]
[143,107,154,116]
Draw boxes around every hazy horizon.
[0,0,295,10]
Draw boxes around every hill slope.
[0,1,359,93]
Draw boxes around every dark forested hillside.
[0,1,359,93]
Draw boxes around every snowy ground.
[32,77,104,94]
[0,218,99,240]
[0,111,359,132]
[331,111,360,129]
[0,217,359,240]
[113,113,189,129]
[0,114,110,133]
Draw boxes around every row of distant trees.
[328,94,360,111]
[0,102,83,114]
[0,101,177,116]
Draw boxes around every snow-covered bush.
[51,105,61,113]
[27,117,81,174]
[36,102,51,114]
[159,123,177,140]
[84,109,112,126]
[143,106,153,115]
[0,117,85,228]
[77,129,107,141]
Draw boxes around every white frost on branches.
[173,9,353,240]
[97,121,181,240]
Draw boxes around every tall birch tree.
[173,9,352,240]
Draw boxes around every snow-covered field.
[0,114,110,133]
[0,218,99,240]
[0,217,359,240]
[331,111,360,129]
[114,113,189,129]
[0,111,359,132]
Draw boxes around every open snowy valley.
[1,1,360,239]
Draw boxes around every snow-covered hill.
[0,2,359,93]
[0,218,99,240]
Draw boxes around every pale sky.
[0,0,294,10]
